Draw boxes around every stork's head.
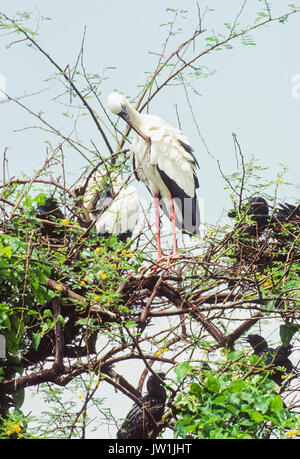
[107,92,150,143]
[107,92,129,119]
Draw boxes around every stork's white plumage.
[83,170,139,242]
[108,92,200,262]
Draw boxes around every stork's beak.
[118,107,151,144]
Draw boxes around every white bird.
[83,170,139,242]
[108,92,200,264]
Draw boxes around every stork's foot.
[148,252,184,274]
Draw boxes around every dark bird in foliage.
[228,196,269,223]
[228,196,300,227]
[34,198,64,238]
[83,171,139,242]
[117,372,166,439]
[271,202,300,226]
[245,334,295,385]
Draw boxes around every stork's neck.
[125,99,142,126]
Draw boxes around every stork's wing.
[150,133,199,197]
[94,188,139,236]
[151,133,200,235]
[91,190,113,216]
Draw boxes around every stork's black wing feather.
[178,139,200,170]
[131,152,140,182]
[157,165,200,236]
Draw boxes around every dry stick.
[0,87,94,165]
[123,276,265,347]
[140,10,300,111]
[0,147,8,211]
[0,177,76,198]
[52,297,65,369]
[232,133,246,212]
[139,274,165,328]
[0,12,114,157]
[7,144,62,220]
[46,278,117,322]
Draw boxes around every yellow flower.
[154,347,167,357]
[56,285,62,292]
[98,270,103,276]
[112,263,117,268]
[281,375,286,380]
[95,381,99,387]
[13,424,22,433]
[18,433,23,439]
[154,349,163,357]
[95,247,101,253]
[101,274,107,280]
[93,295,99,302]
[263,281,271,287]
[286,430,295,436]
[128,252,133,258]
[7,429,13,436]
[277,179,283,184]
[62,218,69,225]
[80,281,86,287]
[83,276,88,282]
[107,297,113,302]
[122,249,127,255]
[78,394,82,399]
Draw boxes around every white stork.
[108,92,200,263]
[83,170,139,242]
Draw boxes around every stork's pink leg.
[153,193,162,261]
[170,193,179,258]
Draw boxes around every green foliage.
[0,2,299,440]
[173,352,300,439]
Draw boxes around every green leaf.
[32,332,41,350]
[270,395,283,412]
[2,246,12,259]
[229,379,245,393]
[279,323,299,347]
[205,375,220,393]
[249,410,264,423]
[12,388,25,409]
[279,15,289,24]
[174,362,192,382]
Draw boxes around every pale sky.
[1,0,300,439]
